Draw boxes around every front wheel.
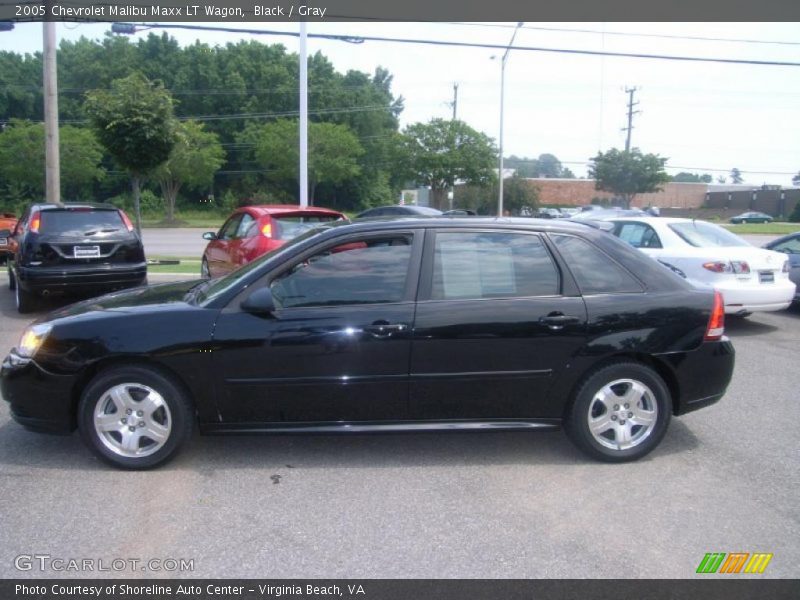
[78,365,194,469]
[15,282,38,313]
[201,257,210,279]
[564,362,672,462]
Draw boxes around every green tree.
[85,73,177,231]
[0,120,105,199]
[399,119,496,209]
[501,172,539,215]
[588,148,669,208]
[153,121,225,223]
[250,119,363,205]
[672,171,712,183]
[730,168,744,184]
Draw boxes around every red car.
[0,212,19,263]
[201,205,346,278]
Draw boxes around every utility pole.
[299,21,308,207]
[497,22,524,217]
[448,82,458,210]
[43,18,60,204]
[622,86,640,152]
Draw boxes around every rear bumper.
[715,280,794,314]
[657,338,735,416]
[16,263,147,294]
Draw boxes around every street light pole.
[497,22,523,217]
[43,20,60,204]
[299,21,309,207]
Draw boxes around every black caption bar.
[1,0,800,22]
[2,580,800,600]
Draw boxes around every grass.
[147,256,200,275]
[141,210,225,229]
[722,222,800,235]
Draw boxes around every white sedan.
[608,217,794,315]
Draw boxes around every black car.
[355,204,442,218]
[3,203,146,313]
[1,218,734,469]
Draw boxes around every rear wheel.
[15,282,38,313]
[7,263,15,290]
[78,365,194,469]
[565,362,671,462]
[201,257,210,279]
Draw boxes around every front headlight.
[17,323,52,358]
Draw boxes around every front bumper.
[1,351,77,434]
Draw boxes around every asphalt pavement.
[0,270,798,579]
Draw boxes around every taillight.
[261,223,272,238]
[29,211,40,233]
[731,261,749,274]
[705,290,725,341]
[119,210,134,232]
[702,261,730,273]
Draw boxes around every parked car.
[608,217,794,315]
[729,211,773,224]
[442,209,477,216]
[0,212,18,263]
[570,208,647,221]
[200,205,345,279]
[559,207,580,217]
[2,217,734,469]
[3,203,145,313]
[763,231,800,301]
[534,208,563,219]
[355,205,442,218]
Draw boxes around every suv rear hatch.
[30,207,144,267]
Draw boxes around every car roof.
[30,202,120,211]
[241,204,344,217]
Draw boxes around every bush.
[789,202,800,223]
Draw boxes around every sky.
[2,21,800,186]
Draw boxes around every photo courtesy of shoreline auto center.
[0,1,798,598]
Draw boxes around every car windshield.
[39,209,124,236]
[669,221,750,248]
[191,226,331,305]
[272,214,342,240]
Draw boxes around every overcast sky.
[3,21,800,185]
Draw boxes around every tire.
[8,263,15,291]
[78,365,194,470]
[15,281,38,313]
[201,257,210,279]
[564,362,672,462]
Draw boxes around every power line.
[445,22,800,48]
[112,23,800,68]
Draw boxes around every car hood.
[42,279,203,323]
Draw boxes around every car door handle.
[364,322,408,338]
[539,314,581,330]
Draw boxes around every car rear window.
[273,214,341,240]
[669,221,749,248]
[39,210,124,236]
[551,234,644,294]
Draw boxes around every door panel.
[211,231,423,423]
[409,230,588,420]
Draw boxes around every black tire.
[78,365,194,470]
[15,281,37,313]
[201,257,210,279]
[564,361,672,463]
[7,263,15,291]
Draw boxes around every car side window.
[615,222,662,249]
[218,215,243,241]
[270,235,413,309]
[236,213,256,238]
[431,232,559,300]
[551,234,644,294]
[773,237,800,254]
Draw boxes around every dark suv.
[3,203,146,313]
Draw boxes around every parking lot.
[0,266,798,579]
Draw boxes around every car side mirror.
[202,231,217,241]
[0,229,10,238]
[240,287,276,315]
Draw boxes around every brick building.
[526,178,708,209]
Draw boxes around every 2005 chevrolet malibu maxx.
[1,218,735,469]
